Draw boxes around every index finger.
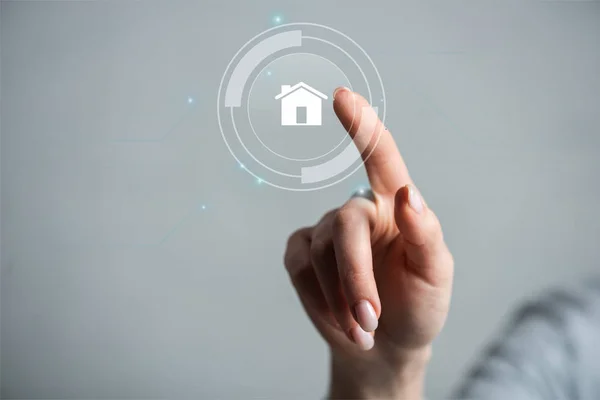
[333,87,411,195]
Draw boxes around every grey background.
[2,1,600,398]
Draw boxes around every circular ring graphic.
[217,22,386,191]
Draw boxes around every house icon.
[274,82,328,126]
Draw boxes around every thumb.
[393,184,453,287]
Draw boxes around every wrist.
[327,346,431,400]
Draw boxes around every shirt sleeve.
[451,281,600,400]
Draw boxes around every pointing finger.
[333,87,411,195]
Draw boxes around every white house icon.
[274,82,328,126]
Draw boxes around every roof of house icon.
[274,82,328,100]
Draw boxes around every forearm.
[327,347,431,400]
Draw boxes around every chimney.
[281,85,291,94]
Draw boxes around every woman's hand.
[284,88,454,399]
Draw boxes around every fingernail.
[355,300,378,332]
[350,326,375,351]
[407,184,424,214]
[333,86,350,100]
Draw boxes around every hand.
[284,88,454,399]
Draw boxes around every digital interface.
[218,23,386,191]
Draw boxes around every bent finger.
[311,214,374,350]
[284,227,339,333]
[332,198,380,332]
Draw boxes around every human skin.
[284,87,454,399]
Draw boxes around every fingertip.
[332,87,355,125]
[333,89,408,195]
[394,184,409,207]
[394,184,428,247]
[395,184,425,215]
[333,86,352,101]
[394,185,411,223]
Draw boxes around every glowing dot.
[257,178,263,184]
[273,15,282,25]
[187,97,194,104]
[267,71,272,76]
[239,163,245,169]
[358,188,365,194]
[201,205,206,210]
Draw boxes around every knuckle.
[283,252,295,273]
[317,208,338,225]
[284,228,311,274]
[284,251,311,279]
[284,250,301,273]
[332,207,359,236]
[286,227,307,247]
